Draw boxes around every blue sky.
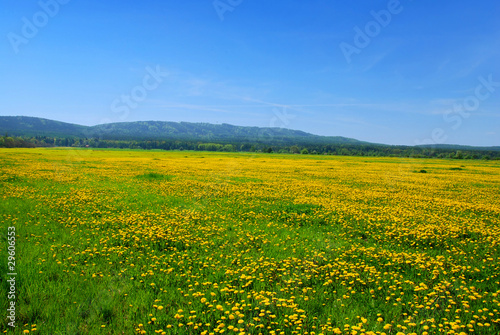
[1,0,499,146]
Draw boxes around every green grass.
[134,172,175,182]
[1,148,499,334]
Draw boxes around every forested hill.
[0,116,87,137]
[1,116,498,159]
[0,116,363,145]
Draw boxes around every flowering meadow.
[1,148,499,335]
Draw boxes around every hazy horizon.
[1,1,499,146]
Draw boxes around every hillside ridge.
[0,116,499,152]
[0,116,363,145]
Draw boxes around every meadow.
[1,148,499,335]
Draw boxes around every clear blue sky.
[1,1,499,146]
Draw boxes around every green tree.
[290,145,300,154]
[4,137,15,148]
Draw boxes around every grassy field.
[1,148,499,335]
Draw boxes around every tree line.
[0,134,498,160]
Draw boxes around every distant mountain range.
[0,116,365,146]
[0,116,499,151]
